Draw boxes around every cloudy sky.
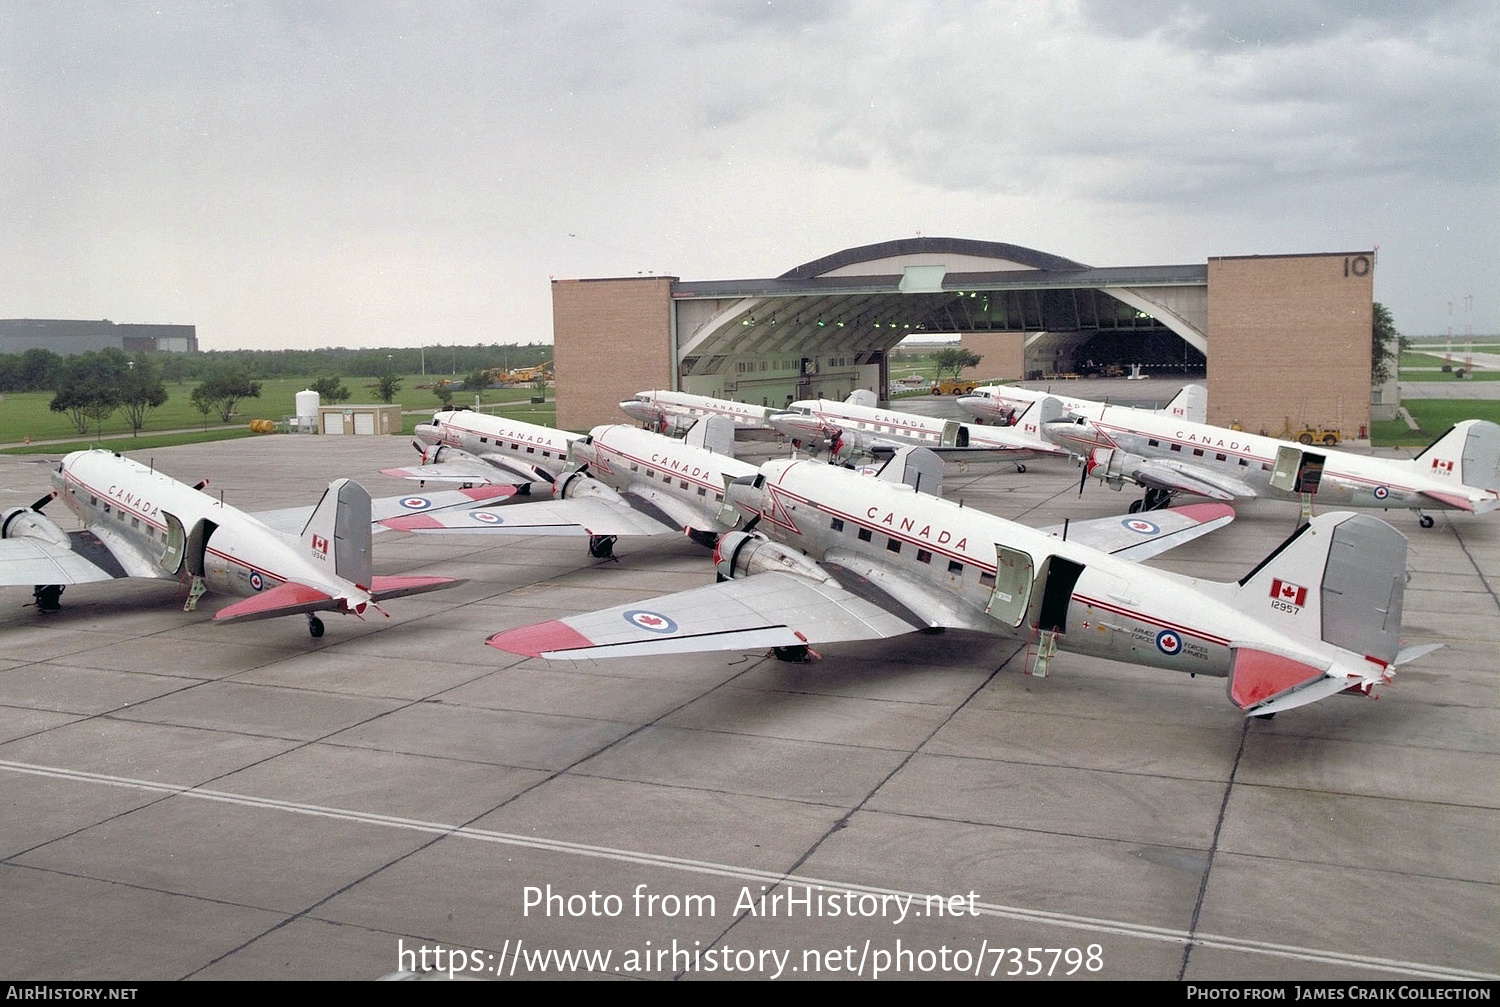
[3,1,1495,350]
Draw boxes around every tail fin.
[684,415,736,457]
[845,388,878,408]
[1413,419,1500,491]
[302,478,373,589]
[1162,384,1207,423]
[1228,512,1407,713]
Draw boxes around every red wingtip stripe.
[380,514,446,531]
[462,485,519,501]
[487,620,595,658]
[1170,502,1236,523]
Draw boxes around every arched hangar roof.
[670,237,1207,376]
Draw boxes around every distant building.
[0,319,198,356]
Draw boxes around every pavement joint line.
[1,757,1492,982]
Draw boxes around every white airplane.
[486,448,1431,717]
[956,383,1207,427]
[0,449,498,635]
[1042,404,1500,527]
[383,408,580,487]
[381,415,760,556]
[767,390,1066,465]
[619,390,779,437]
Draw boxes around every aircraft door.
[985,546,1034,627]
[159,512,187,575]
[184,517,218,577]
[1031,556,1085,634]
[1270,446,1326,495]
[943,421,967,448]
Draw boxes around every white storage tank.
[295,389,320,432]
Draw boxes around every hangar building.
[553,237,1376,439]
[0,318,199,356]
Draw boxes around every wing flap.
[1037,503,1235,561]
[487,571,920,660]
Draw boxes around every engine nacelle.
[1,507,70,549]
[714,531,831,584]
[555,468,627,505]
[1086,447,1144,490]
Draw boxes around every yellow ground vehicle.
[1293,427,1341,447]
[929,379,978,395]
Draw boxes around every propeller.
[1078,453,1090,497]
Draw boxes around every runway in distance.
[0,449,480,635]
[487,447,1430,716]
[1043,406,1500,526]
[956,382,1207,427]
[381,410,759,557]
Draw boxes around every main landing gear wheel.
[588,535,618,560]
[1419,515,1435,529]
[308,615,325,638]
[33,584,64,613]
[1015,463,1027,473]
[773,645,810,663]
[1143,487,1172,511]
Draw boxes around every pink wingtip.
[487,620,595,659]
[380,514,446,531]
[1168,502,1236,523]
[463,485,520,501]
[379,467,414,478]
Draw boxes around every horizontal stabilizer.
[1227,647,1336,713]
[213,582,336,624]
[369,575,462,600]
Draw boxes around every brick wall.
[1206,253,1374,439]
[553,277,676,431]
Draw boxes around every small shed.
[318,404,402,436]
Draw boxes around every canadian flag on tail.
[1270,578,1307,607]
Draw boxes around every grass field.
[1371,398,1500,448]
[0,377,555,454]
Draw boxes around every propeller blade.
[31,491,55,511]
[1078,456,1089,497]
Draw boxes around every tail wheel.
[308,615,325,638]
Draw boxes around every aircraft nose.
[768,412,819,440]
[413,424,440,444]
[618,400,650,421]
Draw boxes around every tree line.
[0,341,552,393]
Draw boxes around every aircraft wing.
[1035,503,1236,561]
[1126,459,1258,501]
[382,495,679,537]
[380,462,511,485]
[0,529,135,586]
[487,570,921,660]
[253,484,533,535]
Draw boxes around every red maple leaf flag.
[1269,578,1307,607]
